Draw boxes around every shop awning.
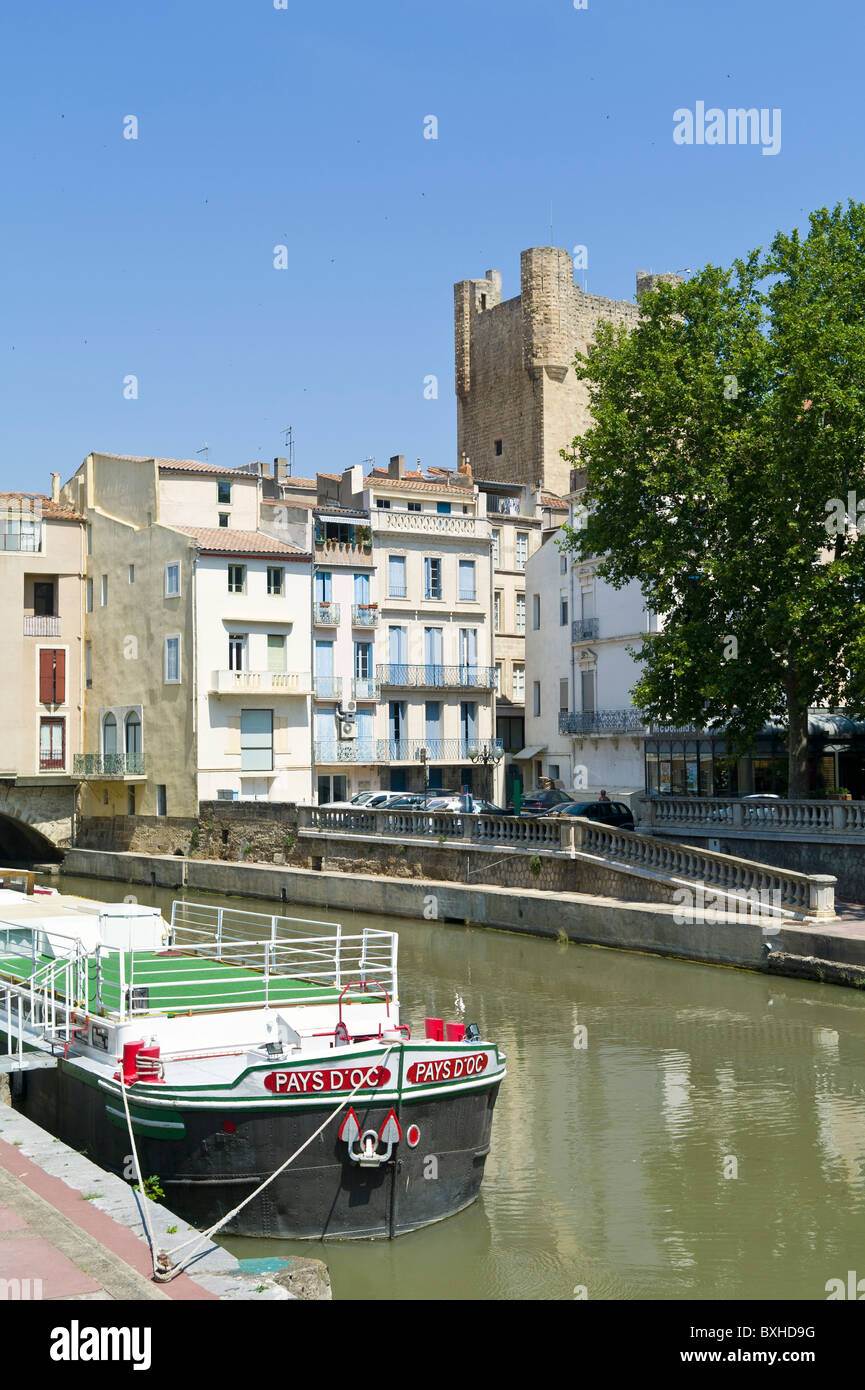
[512,745,546,760]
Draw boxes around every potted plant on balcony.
[829,787,852,801]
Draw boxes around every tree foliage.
[560,202,865,796]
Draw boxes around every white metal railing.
[24,615,61,637]
[645,796,865,836]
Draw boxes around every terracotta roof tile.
[173,526,308,557]
[0,492,84,521]
[542,492,568,510]
[364,475,473,496]
[91,453,256,477]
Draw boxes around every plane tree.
[559,202,865,798]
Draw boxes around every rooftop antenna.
[196,443,209,462]
[362,456,375,468]
[281,426,294,476]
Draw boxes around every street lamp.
[468,741,504,800]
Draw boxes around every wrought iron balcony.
[313,602,341,625]
[572,617,598,642]
[24,615,61,637]
[314,737,504,764]
[352,677,381,700]
[376,663,496,690]
[351,604,379,627]
[558,709,648,736]
[73,753,146,778]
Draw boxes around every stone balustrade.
[296,807,835,919]
[644,796,865,836]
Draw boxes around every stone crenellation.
[455,247,678,496]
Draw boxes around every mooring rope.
[122,1043,400,1282]
[118,1070,161,1274]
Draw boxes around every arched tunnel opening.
[0,812,64,866]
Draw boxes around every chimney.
[388,454,405,480]
[274,456,288,483]
[458,454,472,478]
[50,472,61,504]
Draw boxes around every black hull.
[11,1062,501,1239]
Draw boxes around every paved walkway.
[0,1133,216,1301]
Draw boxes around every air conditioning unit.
[338,719,358,741]
[341,699,358,716]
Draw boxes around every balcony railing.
[458,589,477,602]
[377,663,496,689]
[558,709,703,736]
[572,617,598,642]
[313,602,341,625]
[372,511,480,537]
[24,615,61,637]
[388,585,408,599]
[352,677,381,700]
[314,675,343,699]
[313,539,372,565]
[314,737,504,765]
[73,753,146,778]
[351,604,379,626]
[211,670,311,696]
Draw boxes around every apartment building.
[61,452,313,816]
[0,481,84,854]
[263,455,502,802]
[478,478,567,804]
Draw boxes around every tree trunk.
[785,668,810,799]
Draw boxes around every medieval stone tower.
[454,246,678,496]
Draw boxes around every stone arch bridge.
[0,782,75,863]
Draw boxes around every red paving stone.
[0,1235,102,1297]
[0,1200,27,1232]
[0,1136,217,1300]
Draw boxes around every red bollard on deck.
[425,1017,444,1041]
[445,1023,465,1042]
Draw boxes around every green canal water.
[58,873,865,1300]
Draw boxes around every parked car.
[547,799,635,830]
[426,795,505,814]
[321,791,407,810]
[508,788,574,816]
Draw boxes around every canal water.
[59,873,865,1300]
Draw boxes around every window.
[164,635,181,683]
[102,712,117,755]
[495,663,502,693]
[388,555,406,598]
[241,708,273,771]
[101,575,108,607]
[217,480,232,506]
[34,582,55,616]
[228,635,246,671]
[354,641,372,679]
[408,501,421,512]
[228,564,246,593]
[129,564,135,583]
[460,701,477,744]
[491,530,500,566]
[548,764,560,781]
[516,593,526,635]
[127,787,136,816]
[39,717,65,770]
[315,570,332,603]
[267,634,286,672]
[437,502,451,516]
[86,525,92,556]
[560,596,568,626]
[533,681,541,717]
[165,563,180,597]
[581,669,596,713]
[513,664,525,701]
[125,710,142,756]
[267,566,284,596]
[218,513,229,528]
[495,439,503,456]
[85,642,92,690]
[532,594,541,629]
[494,591,502,631]
[516,533,528,570]
[156,785,167,817]
[560,678,569,712]
[560,553,567,575]
[424,557,442,600]
[458,560,475,601]
[86,578,93,613]
[376,498,391,510]
[38,649,66,704]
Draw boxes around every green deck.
[0,949,375,1016]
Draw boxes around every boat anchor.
[339,1108,402,1167]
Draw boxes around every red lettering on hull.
[264,1066,392,1095]
[406,1052,489,1085]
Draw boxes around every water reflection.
[57,875,865,1300]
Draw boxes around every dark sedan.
[546,799,635,830]
[507,788,574,816]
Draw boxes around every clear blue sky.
[1,0,862,494]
